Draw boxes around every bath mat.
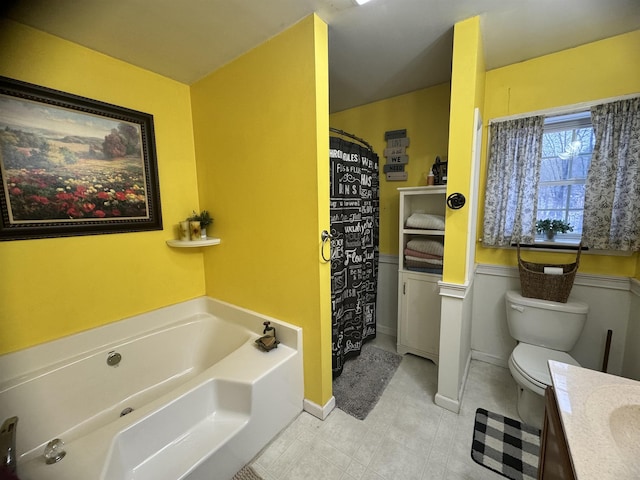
[471,408,541,480]
[231,464,263,480]
[332,343,402,420]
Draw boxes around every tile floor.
[249,333,522,480]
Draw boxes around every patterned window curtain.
[583,98,640,251]
[482,116,545,246]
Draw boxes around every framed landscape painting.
[0,76,162,241]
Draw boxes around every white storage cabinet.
[396,186,445,364]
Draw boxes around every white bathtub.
[0,297,303,480]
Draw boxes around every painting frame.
[0,76,162,241]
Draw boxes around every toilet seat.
[510,343,580,393]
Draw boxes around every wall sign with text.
[384,129,409,181]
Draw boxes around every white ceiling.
[4,0,640,113]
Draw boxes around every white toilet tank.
[505,290,588,351]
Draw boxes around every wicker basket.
[517,244,581,303]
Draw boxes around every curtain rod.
[329,127,374,152]
[488,92,640,125]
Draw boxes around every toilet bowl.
[505,290,588,427]
[508,343,581,427]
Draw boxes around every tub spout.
[0,416,18,474]
[262,321,274,335]
[255,321,280,351]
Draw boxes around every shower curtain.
[329,135,379,377]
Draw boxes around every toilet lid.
[512,343,580,387]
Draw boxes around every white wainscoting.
[623,279,640,380]
[472,264,632,376]
[376,254,399,337]
[376,259,638,378]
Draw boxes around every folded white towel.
[406,238,444,257]
[405,255,443,266]
[405,213,445,230]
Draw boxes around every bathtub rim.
[0,296,302,387]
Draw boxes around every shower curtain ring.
[321,230,333,262]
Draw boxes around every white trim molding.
[435,393,460,413]
[438,281,471,299]
[303,396,335,420]
[631,278,640,297]
[378,253,399,265]
[475,264,631,291]
[472,350,509,368]
[489,93,640,125]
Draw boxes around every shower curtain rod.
[329,127,374,152]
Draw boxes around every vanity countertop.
[548,360,640,479]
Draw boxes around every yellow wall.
[330,83,451,255]
[0,20,204,355]
[190,15,332,406]
[443,16,485,284]
[477,30,640,276]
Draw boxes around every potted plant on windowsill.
[188,210,213,239]
[535,219,573,241]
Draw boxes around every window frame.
[535,111,593,246]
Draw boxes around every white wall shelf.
[166,237,221,248]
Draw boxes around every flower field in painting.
[5,158,148,221]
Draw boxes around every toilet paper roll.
[544,266,564,275]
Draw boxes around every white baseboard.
[376,324,395,337]
[472,350,509,368]
[435,393,460,413]
[303,396,335,420]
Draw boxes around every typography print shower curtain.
[329,136,379,377]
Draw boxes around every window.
[537,111,593,243]
[484,97,639,251]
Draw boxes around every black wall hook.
[447,193,466,209]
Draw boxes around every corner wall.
[0,20,204,355]
[436,15,485,413]
[190,15,332,408]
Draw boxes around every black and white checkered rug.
[471,408,541,480]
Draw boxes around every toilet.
[505,290,588,428]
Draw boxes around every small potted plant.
[188,210,213,238]
[535,219,573,241]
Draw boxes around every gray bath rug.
[333,342,403,420]
[231,465,263,480]
[471,408,541,480]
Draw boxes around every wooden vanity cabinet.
[538,386,577,480]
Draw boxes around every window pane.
[567,210,584,233]
[569,184,585,209]
[537,114,592,242]
[542,130,573,158]
[538,185,568,211]
[570,154,591,179]
[537,210,565,223]
[540,158,569,181]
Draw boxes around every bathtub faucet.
[0,416,18,473]
[263,321,274,335]
[255,321,280,352]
